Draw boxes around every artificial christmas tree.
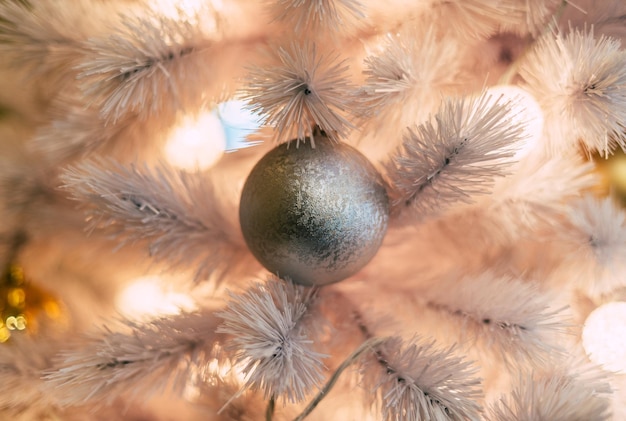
[1,0,626,420]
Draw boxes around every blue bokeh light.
[216,100,262,151]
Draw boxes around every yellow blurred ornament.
[0,263,64,343]
[593,149,626,206]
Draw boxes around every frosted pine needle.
[489,155,597,234]
[270,0,365,33]
[43,310,222,406]
[520,28,626,156]
[564,194,626,267]
[358,26,462,134]
[0,335,56,412]
[60,159,253,282]
[429,0,519,38]
[242,43,355,143]
[0,0,96,73]
[32,96,134,163]
[423,272,567,367]
[385,92,526,220]
[216,277,325,403]
[361,336,482,421]
[486,368,612,421]
[557,195,626,295]
[504,0,562,36]
[564,195,626,268]
[77,7,218,123]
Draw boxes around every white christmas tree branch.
[76,5,234,123]
[422,272,568,367]
[555,194,626,296]
[216,277,326,404]
[562,195,626,270]
[241,42,356,143]
[270,0,365,34]
[0,0,90,73]
[60,159,254,282]
[520,27,626,156]
[0,335,57,412]
[360,336,482,421]
[489,156,597,237]
[0,153,53,215]
[357,25,462,134]
[32,95,136,164]
[398,155,596,256]
[43,309,223,407]
[385,92,526,220]
[426,0,519,38]
[505,0,565,36]
[486,364,612,421]
[497,0,567,85]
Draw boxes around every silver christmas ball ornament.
[239,134,389,286]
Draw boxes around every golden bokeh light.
[0,263,65,343]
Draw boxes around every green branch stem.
[266,395,275,421]
[293,337,386,421]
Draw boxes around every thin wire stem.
[293,337,386,421]
[266,395,275,421]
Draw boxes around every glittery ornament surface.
[239,135,389,286]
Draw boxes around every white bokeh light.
[485,85,544,158]
[165,112,227,171]
[116,276,196,319]
[582,301,626,373]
